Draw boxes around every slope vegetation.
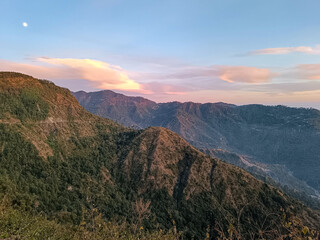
[73,90,320,199]
[0,72,319,239]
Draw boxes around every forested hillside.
[0,72,319,239]
[74,90,320,203]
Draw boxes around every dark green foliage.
[0,123,179,238]
[0,197,178,240]
[0,124,45,209]
[0,88,49,121]
[0,123,125,222]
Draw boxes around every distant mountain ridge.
[73,90,158,128]
[73,90,320,202]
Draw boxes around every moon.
[22,22,28,27]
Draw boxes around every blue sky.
[1,0,320,108]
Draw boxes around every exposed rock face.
[1,72,319,239]
[73,90,320,196]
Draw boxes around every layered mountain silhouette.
[0,72,319,239]
[73,90,320,204]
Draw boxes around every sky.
[1,0,320,108]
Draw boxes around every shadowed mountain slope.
[73,90,320,198]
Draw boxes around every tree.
[133,198,151,233]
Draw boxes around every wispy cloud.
[246,45,320,56]
[217,66,272,83]
[142,82,189,95]
[137,65,273,84]
[289,64,320,80]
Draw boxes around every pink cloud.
[141,65,273,84]
[217,66,272,83]
[142,82,188,95]
[248,45,320,55]
[292,64,320,80]
[0,58,151,94]
[37,57,151,93]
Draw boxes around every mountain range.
[0,72,319,239]
[73,90,320,207]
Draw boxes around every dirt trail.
[0,118,94,125]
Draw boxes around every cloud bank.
[0,58,151,93]
[0,58,191,95]
[37,57,149,92]
[0,58,274,97]
[0,57,319,106]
